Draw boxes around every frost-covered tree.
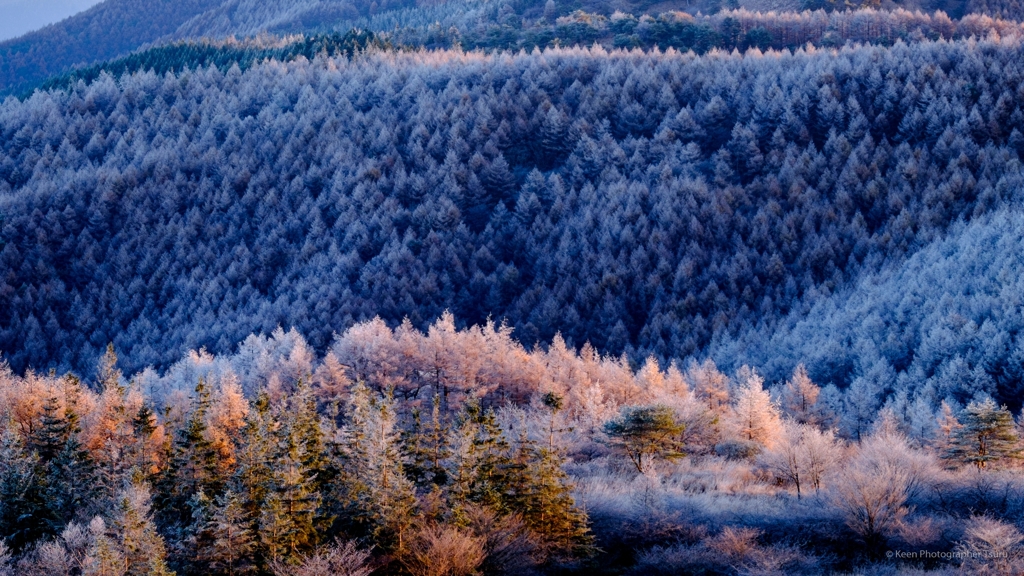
[727,369,782,449]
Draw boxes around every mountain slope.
[711,209,1024,411]
[3,39,1024,377]
[0,0,224,94]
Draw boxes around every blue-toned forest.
[4,0,1024,573]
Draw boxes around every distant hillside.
[4,39,1024,401]
[0,0,224,94]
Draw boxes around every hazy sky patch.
[0,0,104,42]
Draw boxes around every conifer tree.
[778,365,821,425]
[30,389,97,535]
[130,404,159,475]
[728,369,783,449]
[259,425,322,566]
[445,401,510,516]
[945,397,1022,469]
[0,424,45,550]
[91,349,136,506]
[230,392,276,570]
[603,405,685,473]
[199,491,255,576]
[109,480,175,576]
[403,395,450,488]
[504,422,592,561]
[82,518,125,576]
[155,378,225,567]
[341,383,416,551]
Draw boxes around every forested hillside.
[6,38,1024,407]
[0,0,224,95]
[7,0,1024,570]
[712,210,1024,415]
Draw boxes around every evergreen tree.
[199,491,256,576]
[30,389,97,535]
[403,395,450,489]
[603,405,685,473]
[445,401,510,516]
[230,392,276,570]
[259,421,322,566]
[0,424,45,550]
[83,483,175,576]
[155,379,225,566]
[945,398,1022,469]
[130,404,158,475]
[110,480,175,576]
[340,383,417,551]
[504,423,592,562]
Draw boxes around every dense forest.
[6,0,1024,570]
[2,320,1024,574]
[7,38,1024,410]
[6,0,1024,96]
[26,7,1024,97]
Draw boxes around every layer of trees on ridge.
[6,40,1024,409]
[1,317,1023,574]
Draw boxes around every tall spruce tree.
[230,392,276,571]
[403,395,450,489]
[259,416,323,567]
[0,424,45,550]
[155,378,225,567]
[29,388,97,535]
[341,383,416,551]
[198,490,256,576]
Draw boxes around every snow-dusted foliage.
[6,39,1024,391]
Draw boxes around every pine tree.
[91,351,136,505]
[945,398,1022,469]
[603,405,685,473]
[82,518,125,576]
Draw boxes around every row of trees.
[3,322,1024,573]
[0,345,593,575]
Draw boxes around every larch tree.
[777,364,820,426]
[727,368,782,449]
